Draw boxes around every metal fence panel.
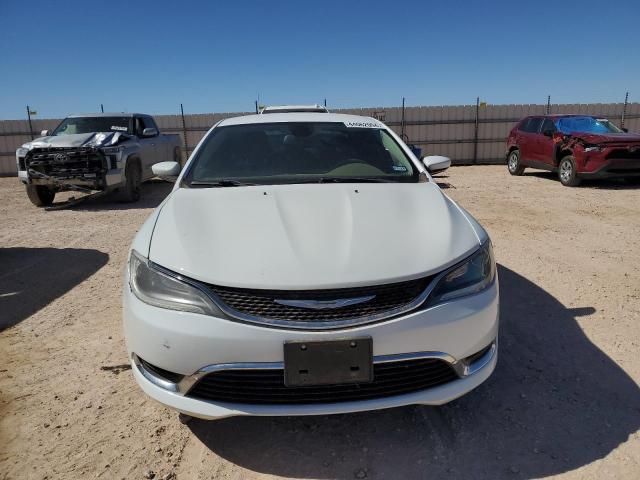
[1,102,639,175]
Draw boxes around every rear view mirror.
[41,129,51,137]
[142,127,158,137]
[622,127,629,133]
[542,129,555,137]
[152,161,181,182]
[422,155,451,174]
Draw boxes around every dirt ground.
[1,166,639,480]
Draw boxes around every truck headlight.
[428,242,496,305]
[129,250,222,316]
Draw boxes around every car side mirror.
[41,129,51,137]
[422,155,451,174]
[152,161,181,181]
[622,127,629,133]
[542,129,555,137]
[142,127,158,137]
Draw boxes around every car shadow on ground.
[524,171,640,190]
[186,265,640,479]
[0,247,108,330]
[50,179,173,211]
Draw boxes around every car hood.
[566,132,640,144]
[23,132,129,149]
[148,182,482,290]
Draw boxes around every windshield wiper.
[300,177,398,184]
[189,180,257,188]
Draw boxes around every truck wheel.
[507,149,525,176]
[119,161,141,202]
[558,156,581,187]
[26,185,55,207]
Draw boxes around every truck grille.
[186,358,458,405]
[26,147,107,180]
[208,276,434,327]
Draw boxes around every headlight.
[428,242,496,305]
[584,146,602,153]
[16,147,29,157]
[129,250,222,316]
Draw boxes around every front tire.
[119,160,141,202]
[507,149,525,176]
[25,185,55,207]
[558,156,581,187]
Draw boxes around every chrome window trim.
[132,342,497,396]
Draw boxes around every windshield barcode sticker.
[344,121,381,128]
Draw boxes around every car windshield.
[185,122,420,185]
[52,117,132,135]
[555,116,622,134]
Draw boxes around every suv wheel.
[558,156,581,187]
[507,150,525,176]
[25,185,55,207]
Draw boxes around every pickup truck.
[16,113,182,206]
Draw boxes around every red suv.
[505,115,640,186]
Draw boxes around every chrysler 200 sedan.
[123,110,499,420]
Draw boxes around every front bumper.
[123,279,499,419]
[578,148,640,178]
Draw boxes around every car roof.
[219,112,385,127]
[260,104,329,114]
[523,114,599,119]
[66,113,145,118]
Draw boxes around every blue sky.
[1,0,638,119]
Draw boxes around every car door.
[517,117,543,163]
[534,118,557,166]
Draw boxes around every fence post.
[180,103,189,164]
[621,92,629,128]
[401,97,406,139]
[546,95,551,114]
[473,97,480,164]
[26,105,34,140]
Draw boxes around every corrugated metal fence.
[1,102,639,176]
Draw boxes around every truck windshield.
[556,116,622,134]
[185,122,420,186]
[52,117,132,136]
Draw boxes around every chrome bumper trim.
[132,340,497,396]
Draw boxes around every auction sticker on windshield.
[344,121,381,128]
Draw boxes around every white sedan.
[123,110,499,420]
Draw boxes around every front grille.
[208,276,433,324]
[606,148,640,161]
[25,147,107,180]
[186,358,458,405]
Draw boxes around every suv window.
[521,117,543,133]
[541,118,556,134]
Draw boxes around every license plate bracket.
[284,338,373,387]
